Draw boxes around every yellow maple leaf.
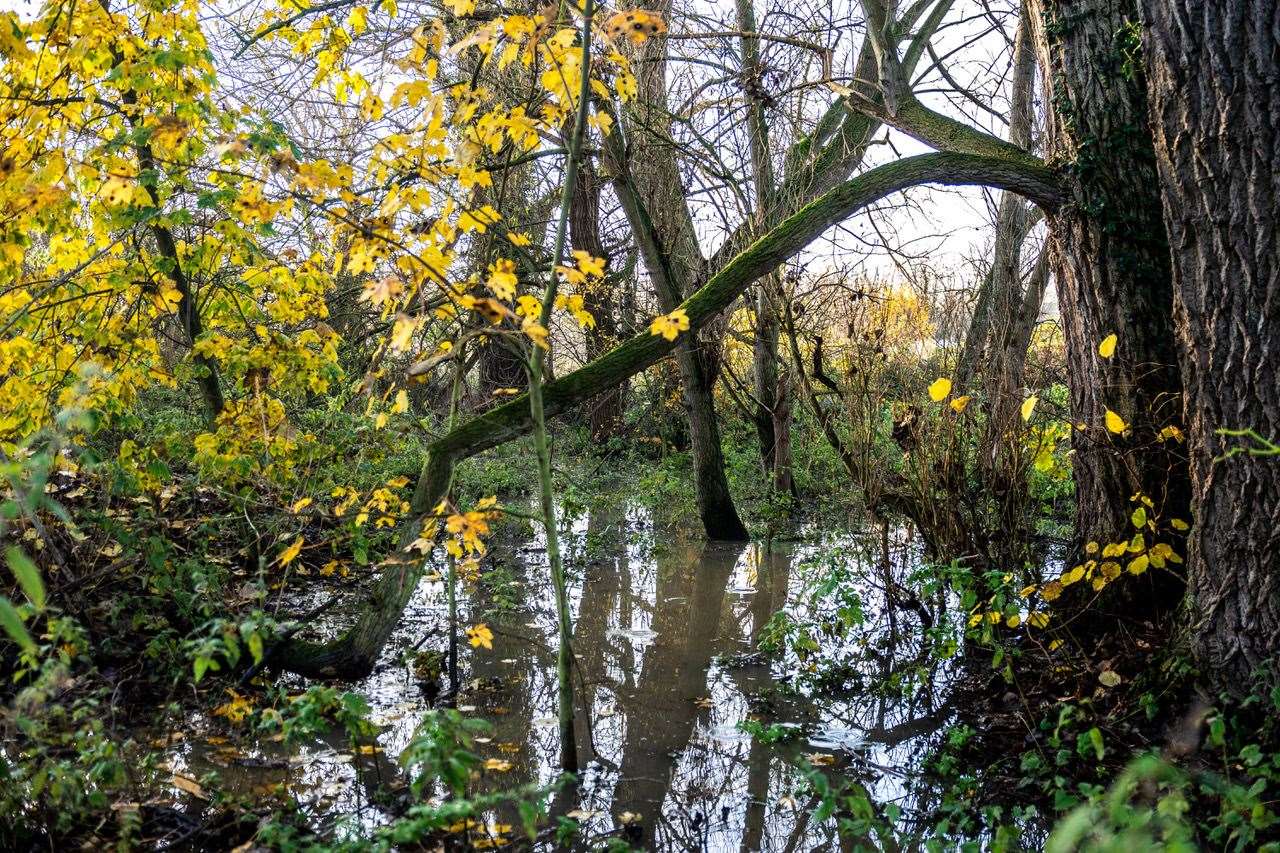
[649,308,690,342]
[467,623,494,649]
[486,258,518,300]
[927,377,952,402]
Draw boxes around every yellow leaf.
[484,758,512,771]
[213,689,254,724]
[392,389,409,414]
[1131,506,1147,528]
[950,395,970,413]
[290,497,313,514]
[927,378,952,402]
[101,175,134,207]
[277,536,304,567]
[467,623,494,649]
[171,774,208,799]
[390,313,418,352]
[1127,555,1150,575]
[1006,614,1022,628]
[649,309,690,342]
[1171,518,1190,531]
[572,250,606,278]
[1021,395,1038,422]
[1104,409,1127,433]
[603,9,667,43]
[1098,333,1117,359]
[486,258,518,300]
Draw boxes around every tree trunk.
[737,0,793,496]
[569,160,626,444]
[619,18,749,539]
[954,8,1038,398]
[1029,0,1189,561]
[1140,0,1280,693]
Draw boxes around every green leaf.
[0,597,36,655]
[1087,726,1105,760]
[6,547,44,611]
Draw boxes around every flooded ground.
[154,503,964,849]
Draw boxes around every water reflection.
[160,503,960,849]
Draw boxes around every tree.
[838,0,1189,596]
[1025,0,1189,565]
[277,152,1063,678]
[1139,0,1280,693]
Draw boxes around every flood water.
[155,503,963,850]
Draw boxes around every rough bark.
[569,160,625,443]
[1140,0,1280,693]
[273,152,1062,678]
[1028,0,1189,559]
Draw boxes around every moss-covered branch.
[274,151,1064,679]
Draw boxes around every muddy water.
[160,504,958,850]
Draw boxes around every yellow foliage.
[1104,409,1128,434]
[650,309,690,342]
[927,378,952,402]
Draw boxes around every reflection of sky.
[154,503,962,849]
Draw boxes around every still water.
[158,503,959,850]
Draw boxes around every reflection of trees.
[611,539,743,848]
[463,536,559,830]
[740,543,793,853]
[453,516,961,849]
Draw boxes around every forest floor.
[4,416,1279,850]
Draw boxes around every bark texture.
[1141,0,1280,692]
[1029,0,1189,557]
